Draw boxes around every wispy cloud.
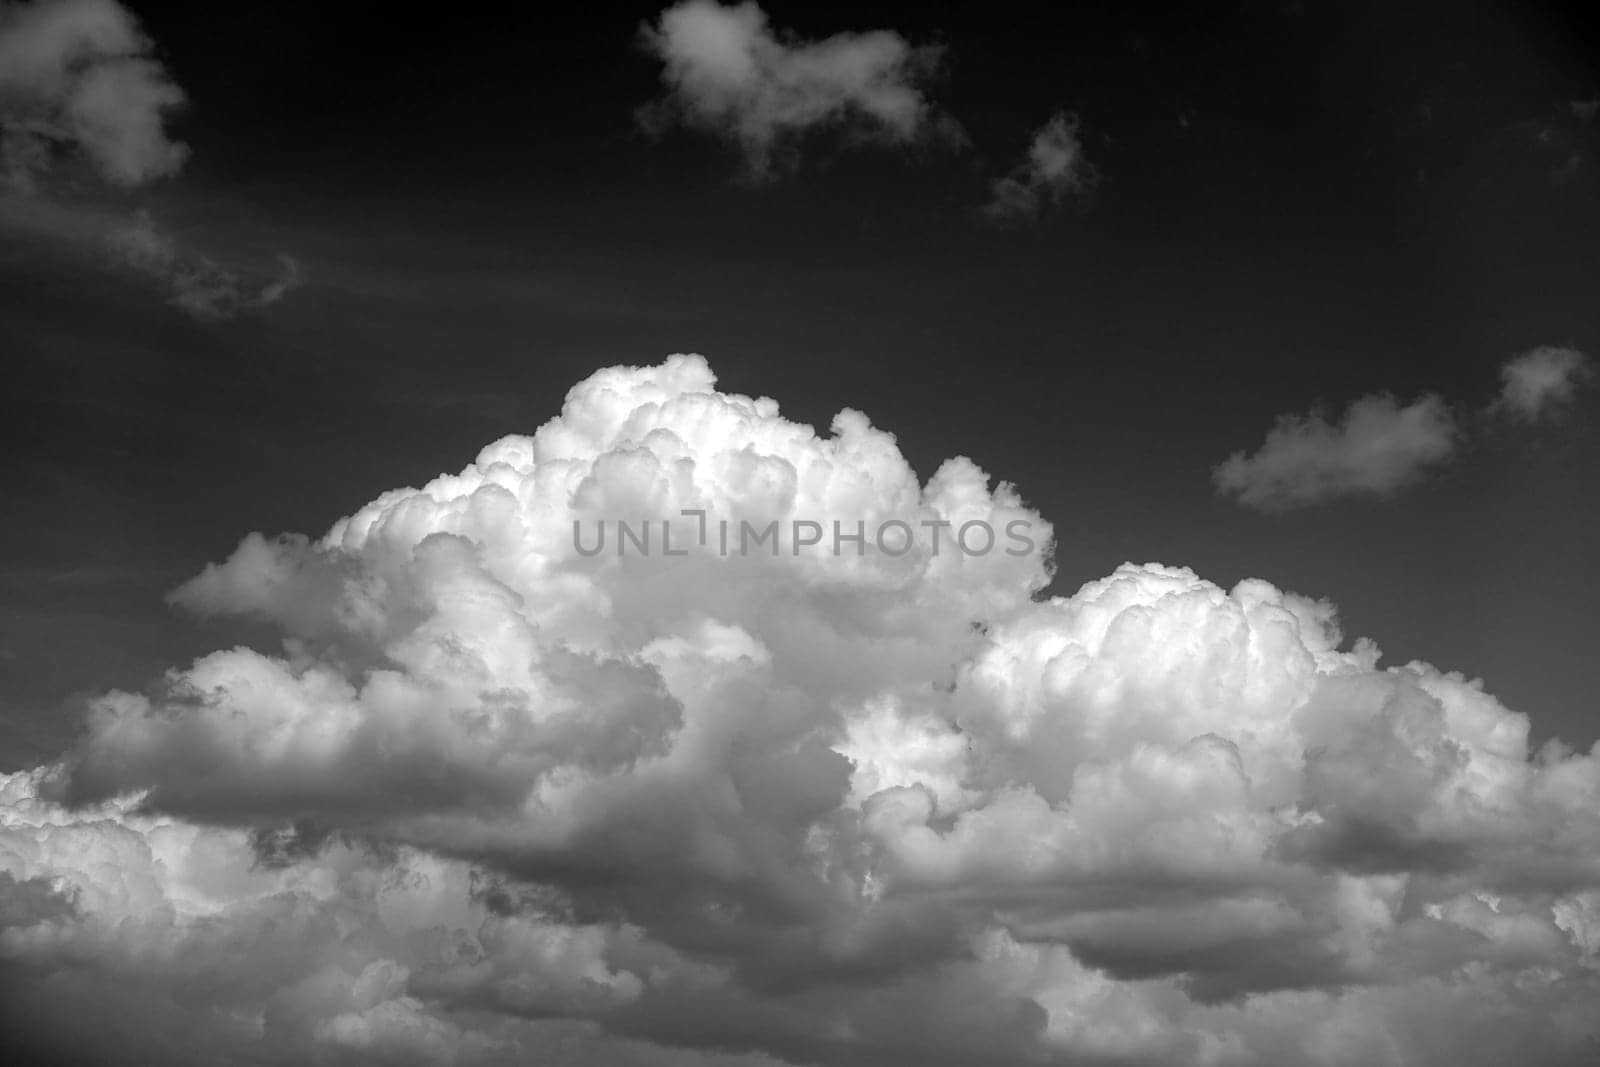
[0,0,302,320]
[0,194,305,321]
[983,111,1094,224]
[637,0,959,179]
[110,211,303,320]
[1214,392,1458,510]
[1504,105,1599,187]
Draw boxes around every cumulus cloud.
[1214,392,1458,511]
[0,0,187,190]
[6,354,1600,1064]
[637,1,957,178]
[983,112,1094,224]
[1491,345,1592,422]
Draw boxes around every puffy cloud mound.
[983,112,1093,224]
[6,354,1600,1065]
[638,1,956,178]
[1492,346,1592,422]
[1214,392,1458,511]
[0,0,187,190]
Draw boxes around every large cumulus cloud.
[5,354,1600,1065]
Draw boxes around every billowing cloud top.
[5,355,1600,1065]
[0,0,187,189]
[638,1,954,178]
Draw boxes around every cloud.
[1503,108,1600,187]
[0,194,304,321]
[6,355,1600,1064]
[0,0,187,191]
[0,1,302,320]
[109,210,304,320]
[1491,346,1592,422]
[1213,392,1459,511]
[637,1,957,178]
[983,112,1094,224]
[1220,347,1591,511]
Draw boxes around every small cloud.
[637,0,957,179]
[1214,393,1458,511]
[1504,111,1595,186]
[1491,345,1592,422]
[982,111,1094,225]
[0,1,303,319]
[109,211,304,321]
[1572,99,1599,123]
[0,0,188,191]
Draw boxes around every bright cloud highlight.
[5,355,1600,1065]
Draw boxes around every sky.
[2,1,1600,1064]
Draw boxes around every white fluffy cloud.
[0,0,187,190]
[1492,346,1592,422]
[1214,393,1458,511]
[983,112,1093,224]
[6,354,1600,1065]
[638,1,956,178]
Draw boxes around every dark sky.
[3,0,1598,766]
